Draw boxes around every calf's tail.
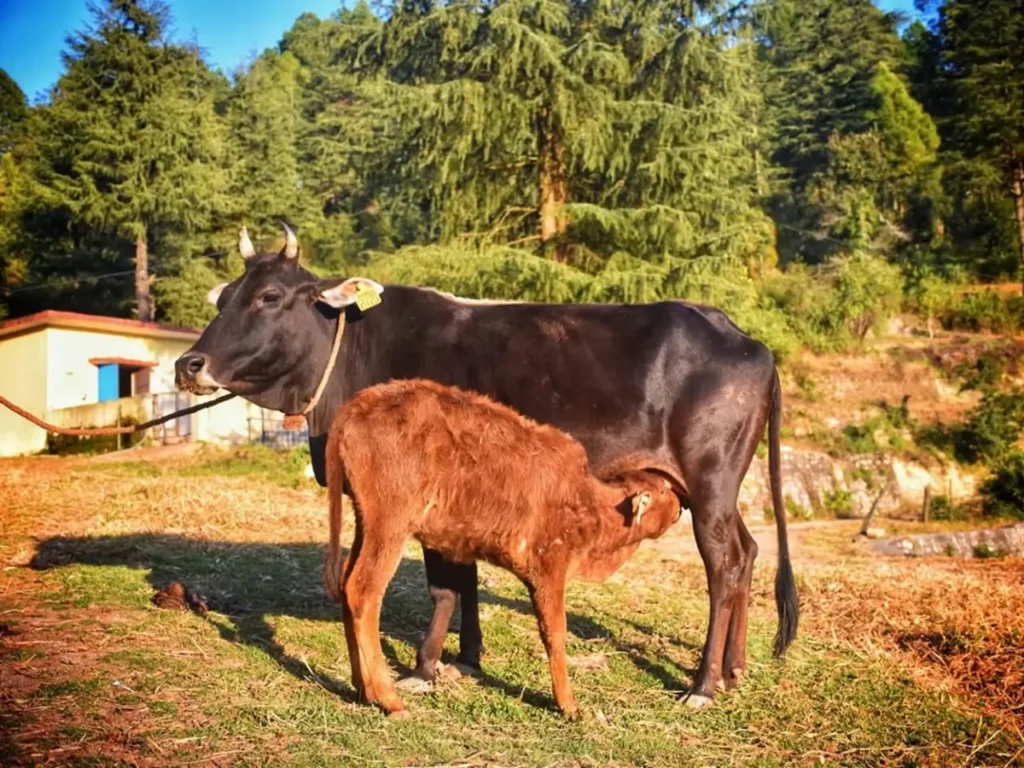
[323,426,346,604]
[769,366,799,657]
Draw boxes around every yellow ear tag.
[354,285,382,312]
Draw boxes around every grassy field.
[1,446,1022,767]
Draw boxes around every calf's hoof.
[395,675,434,695]
[684,693,714,710]
[386,708,411,720]
[560,704,580,721]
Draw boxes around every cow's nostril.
[185,354,206,375]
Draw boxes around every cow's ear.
[631,491,652,526]
[207,282,228,307]
[315,277,385,309]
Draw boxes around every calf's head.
[175,225,383,413]
[614,472,681,538]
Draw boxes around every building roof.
[0,310,201,343]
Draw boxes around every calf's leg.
[343,531,408,717]
[527,576,578,719]
[412,584,457,681]
[339,530,364,695]
[413,550,483,683]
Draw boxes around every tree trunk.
[1013,161,1024,295]
[537,108,568,262]
[135,228,153,323]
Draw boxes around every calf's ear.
[315,277,385,309]
[631,491,652,525]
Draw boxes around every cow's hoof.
[724,667,745,690]
[395,676,433,694]
[685,694,714,710]
[444,661,481,679]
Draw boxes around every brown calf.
[324,379,682,718]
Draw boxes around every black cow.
[175,226,798,708]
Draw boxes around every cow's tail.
[770,366,799,657]
[323,425,347,604]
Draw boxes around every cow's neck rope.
[297,312,346,417]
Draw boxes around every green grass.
[2,450,1020,766]
[6,545,1017,766]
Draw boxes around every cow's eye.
[258,291,282,307]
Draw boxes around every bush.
[956,390,1024,465]
[765,253,903,352]
[903,267,963,336]
[831,252,904,341]
[980,450,1024,520]
[823,488,854,518]
[941,291,1024,334]
[46,418,146,455]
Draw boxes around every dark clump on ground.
[152,581,209,617]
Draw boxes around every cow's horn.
[281,222,298,260]
[239,227,256,259]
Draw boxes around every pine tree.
[930,0,1024,289]
[755,0,927,261]
[335,0,772,270]
[31,0,227,321]
[0,69,27,155]
[225,50,311,242]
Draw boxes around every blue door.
[97,364,119,402]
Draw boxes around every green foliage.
[907,0,1024,283]
[823,487,854,518]
[918,389,1024,465]
[980,450,1024,520]
[972,542,1009,558]
[822,400,913,457]
[8,0,228,320]
[0,0,1019,356]
[0,68,27,152]
[939,291,1024,334]
[785,496,813,521]
[764,253,902,351]
[45,418,146,455]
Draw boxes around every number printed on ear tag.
[355,286,382,312]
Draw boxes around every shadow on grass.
[478,592,700,693]
[27,534,697,712]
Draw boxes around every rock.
[738,447,979,522]
[870,522,1024,559]
[865,527,886,539]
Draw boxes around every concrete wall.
[192,393,268,445]
[0,324,272,457]
[44,327,193,409]
[0,330,49,457]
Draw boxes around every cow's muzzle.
[175,351,223,395]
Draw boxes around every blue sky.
[1,0,924,104]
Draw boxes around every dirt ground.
[1,447,1023,766]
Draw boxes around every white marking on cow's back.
[421,286,527,306]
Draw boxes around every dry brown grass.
[798,542,1024,740]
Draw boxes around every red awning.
[88,357,159,369]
